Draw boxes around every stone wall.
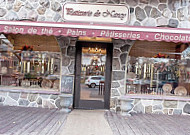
[0,91,60,108]
[0,0,190,28]
[110,39,135,110]
[120,98,190,115]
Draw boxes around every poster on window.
[61,75,74,94]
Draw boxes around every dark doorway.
[74,41,113,109]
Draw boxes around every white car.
[85,76,104,88]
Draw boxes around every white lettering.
[66,29,86,36]
[4,26,24,33]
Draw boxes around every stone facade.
[0,91,61,109]
[1,0,190,112]
[120,98,190,115]
[0,0,190,28]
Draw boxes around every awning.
[0,20,190,43]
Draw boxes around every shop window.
[126,41,190,97]
[0,34,61,91]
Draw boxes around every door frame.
[74,41,113,109]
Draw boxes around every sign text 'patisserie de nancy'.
[63,3,130,24]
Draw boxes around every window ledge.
[120,94,190,102]
[0,86,61,95]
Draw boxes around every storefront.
[1,1,190,115]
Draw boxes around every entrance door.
[74,41,112,109]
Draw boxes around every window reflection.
[126,41,190,96]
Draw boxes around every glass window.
[126,41,190,96]
[0,34,61,91]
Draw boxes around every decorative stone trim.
[119,96,190,115]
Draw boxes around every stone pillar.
[110,39,135,111]
[56,36,77,112]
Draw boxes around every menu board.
[61,75,74,94]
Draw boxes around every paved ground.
[1,105,190,135]
[0,105,67,135]
[61,109,113,135]
[105,111,190,135]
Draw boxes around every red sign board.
[0,20,190,43]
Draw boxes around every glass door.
[74,41,112,109]
[80,47,106,103]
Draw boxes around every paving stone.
[42,99,56,108]
[163,100,177,108]
[177,7,187,21]
[133,102,144,113]
[183,103,190,114]
[168,0,180,11]
[173,109,182,115]
[168,19,179,28]
[55,98,62,109]
[162,8,172,18]
[4,97,18,106]
[168,109,173,115]
[39,0,50,8]
[68,60,75,74]
[134,21,141,26]
[28,93,38,102]
[62,66,70,75]
[13,1,23,12]
[141,99,153,106]
[143,18,156,26]
[9,92,20,101]
[62,55,71,66]
[67,46,76,57]
[37,6,46,15]
[126,0,138,6]
[157,17,168,26]
[151,8,161,18]
[28,102,38,107]
[112,58,121,70]
[28,10,38,21]
[37,97,42,105]
[158,4,167,11]
[53,13,61,22]
[120,44,130,52]
[51,1,61,12]
[153,111,164,114]
[145,106,152,113]
[140,0,148,4]
[145,6,152,17]
[113,49,121,57]
[133,99,140,105]
[5,11,19,20]
[111,89,120,96]
[150,0,159,6]
[135,7,146,22]
[25,1,33,9]
[0,92,7,96]
[177,101,186,109]
[50,94,58,100]
[18,99,30,106]
[0,8,7,17]
[159,0,166,3]
[120,53,127,64]
[40,94,50,99]
[112,71,125,81]
[111,81,120,88]
[163,109,168,114]
[20,93,28,99]
[153,104,163,110]
[0,96,5,102]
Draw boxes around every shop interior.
[126,40,190,96]
[80,46,106,101]
[0,34,61,91]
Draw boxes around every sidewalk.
[61,110,113,135]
